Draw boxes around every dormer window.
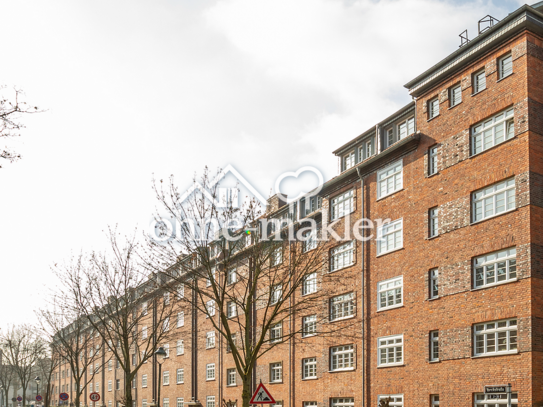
[358,135,375,161]
[343,151,355,171]
[398,117,415,139]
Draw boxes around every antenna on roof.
[459,30,470,47]
[478,15,500,34]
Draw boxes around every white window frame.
[176,368,184,384]
[431,395,439,406]
[472,178,515,222]
[428,146,438,176]
[270,322,282,343]
[378,334,404,367]
[474,247,517,289]
[450,84,462,107]
[206,397,215,407]
[377,160,403,199]
[304,402,318,407]
[206,300,216,317]
[164,343,170,358]
[397,117,414,140]
[142,326,147,339]
[271,284,282,305]
[177,283,184,299]
[429,207,438,238]
[269,362,282,383]
[428,98,439,119]
[142,375,147,388]
[226,368,236,386]
[473,69,486,94]
[206,331,216,349]
[227,301,237,318]
[163,370,169,385]
[163,399,169,407]
[163,317,170,332]
[331,190,354,220]
[377,276,403,311]
[330,344,354,371]
[206,364,215,381]
[386,128,394,147]
[474,318,518,356]
[177,312,184,328]
[302,272,317,295]
[302,357,317,380]
[330,241,354,272]
[429,268,439,299]
[108,380,112,392]
[302,230,317,253]
[302,315,317,337]
[227,268,237,285]
[177,339,184,355]
[271,247,283,266]
[471,108,514,155]
[330,398,354,407]
[330,292,355,321]
[378,395,403,407]
[343,151,355,171]
[498,53,513,79]
[164,292,170,305]
[177,399,184,407]
[377,219,403,255]
[474,392,517,406]
[430,330,439,362]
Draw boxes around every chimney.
[266,194,288,213]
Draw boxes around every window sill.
[330,209,356,223]
[329,262,356,273]
[176,382,183,385]
[377,304,404,313]
[471,278,518,291]
[426,171,439,179]
[427,114,440,123]
[427,296,440,301]
[301,290,318,297]
[328,368,355,373]
[206,379,215,382]
[471,88,487,97]
[470,208,517,226]
[376,247,404,258]
[227,384,237,387]
[302,334,317,339]
[301,377,318,381]
[377,363,405,369]
[471,350,518,359]
[425,234,439,241]
[269,381,283,385]
[376,188,404,202]
[468,135,516,159]
[497,72,514,83]
[329,315,356,323]
[429,359,440,364]
[448,101,462,110]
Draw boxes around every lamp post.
[154,347,167,407]
[35,377,41,405]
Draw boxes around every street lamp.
[154,347,167,407]
[35,377,41,406]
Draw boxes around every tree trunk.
[124,373,132,407]
[241,376,251,407]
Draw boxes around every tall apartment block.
[51,2,543,407]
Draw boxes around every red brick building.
[52,2,543,407]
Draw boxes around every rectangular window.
[378,395,403,407]
[472,178,515,222]
[397,117,414,140]
[177,312,184,328]
[227,368,236,386]
[302,230,317,253]
[360,137,374,160]
[177,368,184,384]
[163,371,169,385]
[177,399,184,407]
[330,399,354,407]
[474,318,518,356]
[271,284,282,305]
[164,343,170,358]
[343,151,355,171]
[429,268,439,299]
[142,375,147,388]
[163,317,170,332]
[331,190,354,220]
[143,400,147,407]
[227,301,237,318]
[330,345,354,371]
[206,331,216,348]
[227,268,237,284]
[377,219,403,255]
[304,402,318,407]
[450,84,462,107]
[116,380,120,390]
[377,277,402,310]
[472,108,514,155]
[177,283,184,299]
[386,128,394,147]
[499,54,513,79]
[95,383,99,392]
[206,364,215,381]
[473,70,486,93]
[270,322,282,343]
[302,315,317,337]
[302,357,317,379]
[206,397,215,407]
[430,331,439,362]
[177,339,184,355]
[270,362,282,383]
[474,392,518,406]
[431,395,439,406]
[227,333,237,353]
[474,247,517,288]
[163,399,169,407]
[428,145,438,176]
[428,98,439,119]
[142,301,148,315]
[330,241,354,271]
[271,247,283,266]
[164,292,170,305]
[377,160,402,199]
[429,207,438,238]
[302,272,317,295]
[330,292,355,321]
[206,300,216,317]
[108,381,112,392]
[108,360,112,371]
[142,326,148,339]
[378,335,403,366]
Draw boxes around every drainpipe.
[356,167,366,407]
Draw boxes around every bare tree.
[0,357,17,407]
[0,325,46,407]
[0,87,41,167]
[35,355,59,407]
[143,168,359,407]
[55,231,177,407]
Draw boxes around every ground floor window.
[330,398,354,407]
[474,393,518,407]
[378,395,403,407]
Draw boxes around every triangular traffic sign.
[250,382,276,404]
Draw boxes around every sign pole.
[507,383,511,407]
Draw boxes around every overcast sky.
[0,0,525,331]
